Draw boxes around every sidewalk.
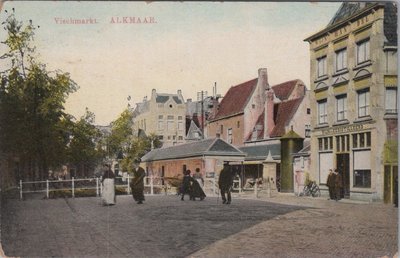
[189,192,398,258]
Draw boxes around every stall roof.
[239,144,281,161]
[141,138,246,162]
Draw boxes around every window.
[318,137,333,151]
[318,99,327,124]
[158,115,163,119]
[353,150,371,187]
[352,132,371,149]
[336,95,347,121]
[178,121,184,130]
[317,56,327,77]
[336,135,350,152]
[307,108,311,114]
[167,121,174,131]
[305,124,311,138]
[227,128,233,144]
[158,121,164,130]
[220,125,223,134]
[167,115,174,120]
[385,88,398,114]
[357,89,370,117]
[178,136,183,140]
[356,40,370,64]
[158,135,163,140]
[237,121,240,128]
[335,48,347,71]
[178,116,183,120]
[354,170,371,187]
[252,104,256,109]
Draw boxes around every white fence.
[19,175,271,200]
[19,176,166,200]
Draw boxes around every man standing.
[334,169,343,201]
[218,162,234,204]
[326,169,335,200]
[130,159,145,204]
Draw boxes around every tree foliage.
[0,11,78,180]
[106,109,162,172]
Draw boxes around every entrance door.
[336,154,350,198]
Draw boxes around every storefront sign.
[322,124,364,136]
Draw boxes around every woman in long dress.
[130,159,145,204]
[101,164,116,206]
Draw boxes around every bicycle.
[300,181,321,197]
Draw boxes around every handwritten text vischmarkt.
[110,16,156,24]
[54,18,98,24]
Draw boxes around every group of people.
[326,169,343,201]
[100,159,237,206]
[180,168,206,201]
[101,159,145,206]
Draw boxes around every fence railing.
[19,176,273,200]
[19,176,167,200]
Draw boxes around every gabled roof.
[141,138,245,162]
[270,97,304,138]
[156,94,183,104]
[186,120,203,140]
[271,79,299,101]
[212,78,258,120]
[239,143,281,161]
[327,2,373,27]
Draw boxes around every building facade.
[133,89,186,147]
[304,2,397,202]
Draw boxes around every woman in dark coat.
[130,159,145,204]
[181,170,195,201]
[190,179,206,201]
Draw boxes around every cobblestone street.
[1,193,398,258]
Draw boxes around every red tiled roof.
[271,79,299,101]
[270,97,304,138]
[212,78,257,120]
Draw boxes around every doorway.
[336,153,350,198]
[384,165,398,204]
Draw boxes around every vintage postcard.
[0,1,398,257]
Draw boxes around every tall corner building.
[304,2,397,202]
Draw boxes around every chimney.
[264,88,275,138]
[258,68,269,90]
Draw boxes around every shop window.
[318,99,328,124]
[336,135,349,152]
[357,89,370,117]
[385,87,398,114]
[335,48,347,72]
[354,170,371,187]
[356,39,370,65]
[317,56,327,77]
[336,94,348,121]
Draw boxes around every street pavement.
[1,192,398,258]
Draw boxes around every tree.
[66,108,104,178]
[0,11,78,180]
[105,108,162,172]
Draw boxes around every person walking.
[101,164,116,206]
[181,169,195,201]
[218,162,234,204]
[130,159,145,204]
[326,169,335,200]
[193,168,204,188]
[334,169,342,201]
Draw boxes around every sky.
[0,1,342,125]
